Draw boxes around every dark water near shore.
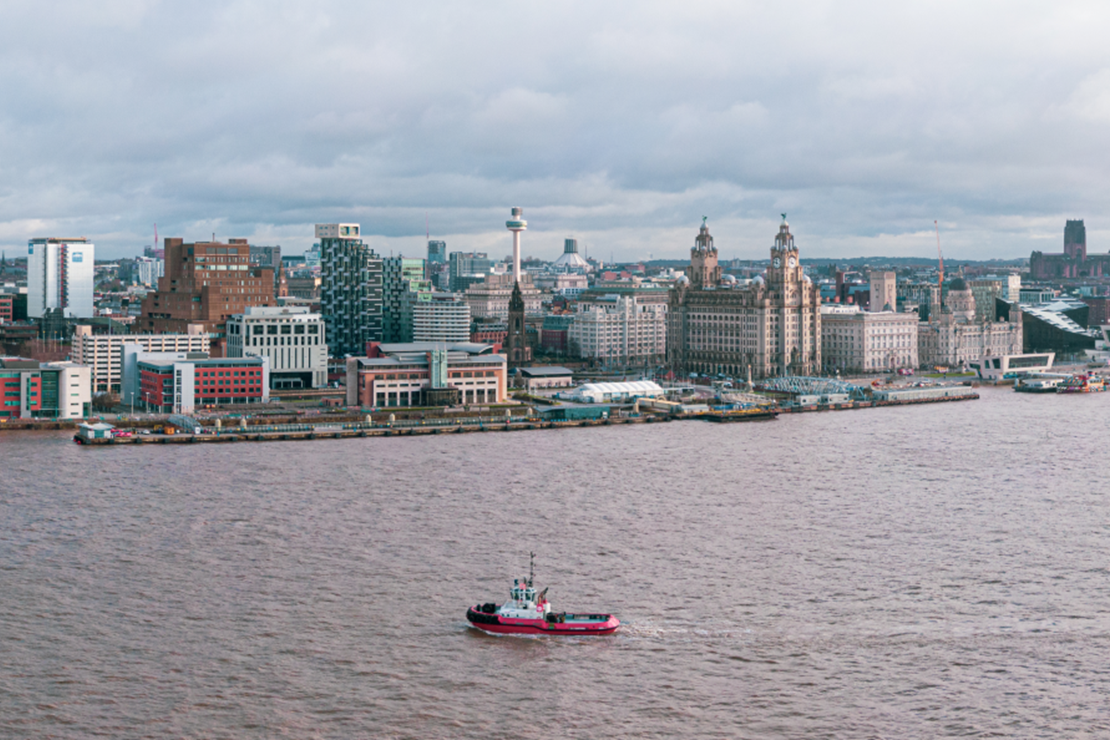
[3,387,1110,738]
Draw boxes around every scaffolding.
[756,376,868,399]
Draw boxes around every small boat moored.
[466,554,619,636]
[1014,376,1063,393]
[1056,374,1107,393]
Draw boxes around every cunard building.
[667,217,821,379]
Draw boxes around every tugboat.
[466,554,620,636]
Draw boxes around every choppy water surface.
[3,387,1110,738]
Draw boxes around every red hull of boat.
[467,607,619,635]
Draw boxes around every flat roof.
[377,342,496,355]
[520,366,574,377]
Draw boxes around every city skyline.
[4,3,1110,261]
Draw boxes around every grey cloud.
[2,1,1110,260]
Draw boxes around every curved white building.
[558,380,665,404]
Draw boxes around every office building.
[0,357,91,420]
[122,346,269,413]
[668,218,821,379]
[569,295,667,368]
[318,223,383,356]
[250,245,283,292]
[346,342,507,407]
[821,305,919,373]
[226,305,327,389]
[27,238,95,318]
[72,323,210,393]
[0,295,12,323]
[464,272,543,319]
[138,237,276,356]
[449,252,493,292]
[428,240,447,265]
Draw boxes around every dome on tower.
[948,276,969,292]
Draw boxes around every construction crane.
[934,220,944,288]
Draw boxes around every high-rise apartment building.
[382,257,431,342]
[138,237,276,356]
[668,218,821,379]
[317,223,383,356]
[411,293,471,343]
[133,256,164,287]
[27,238,95,318]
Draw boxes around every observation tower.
[506,207,527,283]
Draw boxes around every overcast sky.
[3,0,1110,262]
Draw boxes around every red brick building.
[130,351,269,414]
[139,238,275,356]
[0,295,12,323]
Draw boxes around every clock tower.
[767,214,802,292]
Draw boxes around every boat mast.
[529,551,535,587]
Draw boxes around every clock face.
[773,257,781,268]
[788,256,797,268]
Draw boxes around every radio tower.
[506,207,527,284]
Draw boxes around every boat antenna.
[529,552,535,587]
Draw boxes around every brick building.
[139,238,275,356]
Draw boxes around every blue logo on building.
[72,253,83,262]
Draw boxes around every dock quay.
[71,386,980,447]
[75,413,673,445]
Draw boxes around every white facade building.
[46,362,93,419]
[27,238,95,318]
[72,324,210,393]
[411,294,471,343]
[226,305,327,389]
[570,296,667,367]
[821,306,919,373]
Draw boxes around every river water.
[2,387,1110,738]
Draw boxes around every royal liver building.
[667,217,821,379]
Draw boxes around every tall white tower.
[506,207,527,283]
[27,238,95,318]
